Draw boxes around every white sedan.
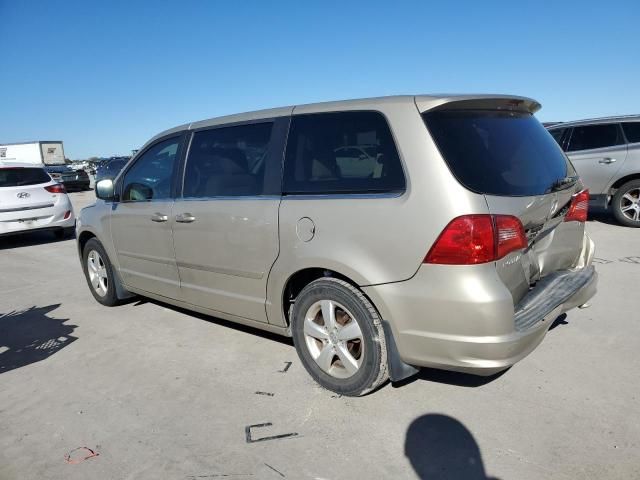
[0,163,76,238]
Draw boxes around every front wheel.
[82,238,120,306]
[291,277,388,396]
[611,180,640,227]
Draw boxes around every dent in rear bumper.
[363,263,598,376]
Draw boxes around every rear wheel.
[291,277,388,396]
[612,180,640,227]
[82,238,120,306]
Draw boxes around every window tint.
[183,123,273,197]
[122,137,180,201]
[549,128,566,148]
[423,110,573,196]
[622,122,640,143]
[283,111,405,194]
[0,167,51,187]
[567,124,622,151]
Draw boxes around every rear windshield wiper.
[546,175,579,193]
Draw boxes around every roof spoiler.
[415,95,541,114]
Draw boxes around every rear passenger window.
[567,124,623,151]
[622,122,640,143]
[183,123,273,197]
[283,111,405,194]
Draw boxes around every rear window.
[0,168,51,187]
[622,122,640,143]
[423,110,573,196]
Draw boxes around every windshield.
[423,110,575,196]
[0,168,51,187]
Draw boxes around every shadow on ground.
[0,304,77,374]
[131,297,293,346]
[587,206,627,227]
[405,414,500,480]
[0,231,75,250]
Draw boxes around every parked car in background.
[0,163,75,238]
[0,140,91,192]
[45,165,91,191]
[78,94,597,396]
[95,157,129,183]
[547,116,640,227]
[70,161,96,175]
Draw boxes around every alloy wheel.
[87,250,109,297]
[303,299,364,379]
[620,187,640,222]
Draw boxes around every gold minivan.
[78,95,597,396]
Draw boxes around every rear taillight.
[424,214,527,265]
[63,210,71,219]
[494,215,527,259]
[45,184,66,194]
[564,189,589,223]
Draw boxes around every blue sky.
[1,1,639,159]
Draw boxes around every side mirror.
[95,179,116,201]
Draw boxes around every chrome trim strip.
[0,203,55,213]
[176,260,264,279]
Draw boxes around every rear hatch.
[0,167,58,222]
[422,100,587,306]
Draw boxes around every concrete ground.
[1,190,639,480]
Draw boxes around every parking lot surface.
[1,191,639,479]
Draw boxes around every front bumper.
[363,263,597,376]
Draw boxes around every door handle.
[150,213,168,222]
[175,213,196,223]
[599,157,617,164]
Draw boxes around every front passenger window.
[122,137,180,201]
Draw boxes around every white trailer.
[0,141,66,166]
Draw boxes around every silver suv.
[77,95,597,396]
[547,116,640,227]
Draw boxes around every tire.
[82,238,120,306]
[291,277,388,396]
[611,180,640,227]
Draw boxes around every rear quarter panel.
[266,98,489,326]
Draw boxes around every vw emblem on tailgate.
[17,192,31,199]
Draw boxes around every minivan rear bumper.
[363,263,597,376]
